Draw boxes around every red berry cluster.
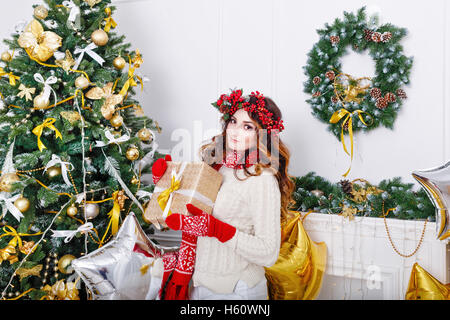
[214,89,285,133]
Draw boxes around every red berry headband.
[212,89,285,134]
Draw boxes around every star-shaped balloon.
[265,211,327,300]
[412,161,450,240]
[55,50,76,73]
[71,212,177,300]
[405,263,450,300]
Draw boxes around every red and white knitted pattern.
[174,233,197,276]
[177,214,209,237]
[223,149,258,169]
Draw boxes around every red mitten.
[152,154,172,184]
[159,250,179,299]
[165,204,236,243]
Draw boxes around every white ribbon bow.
[95,130,130,152]
[73,43,105,70]
[0,194,24,222]
[44,154,74,187]
[51,222,94,243]
[136,190,153,199]
[62,1,81,25]
[34,73,58,107]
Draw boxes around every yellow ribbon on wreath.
[32,118,63,151]
[329,108,373,177]
[157,175,181,218]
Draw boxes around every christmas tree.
[0,0,162,300]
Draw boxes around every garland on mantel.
[291,172,434,221]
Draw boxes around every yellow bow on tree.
[17,84,36,101]
[32,118,63,152]
[103,8,117,32]
[118,52,143,97]
[107,191,122,236]
[329,108,373,177]
[0,67,20,86]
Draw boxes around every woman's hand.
[151,154,172,184]
[165,203,236,243]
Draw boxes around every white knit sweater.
[192,164,281,294]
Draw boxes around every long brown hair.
[199,96,295,224]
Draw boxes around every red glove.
[152,154,172,184]
[165,204,236,243]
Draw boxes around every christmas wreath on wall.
[303,7,413,176]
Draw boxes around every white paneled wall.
[2,0,450,299]
[2,0,448,183]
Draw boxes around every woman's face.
[226,108,257,152]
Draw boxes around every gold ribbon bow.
[333,73,371,106]
[107,191,121,236]
[0,67,20,86]
[118,53,144,97]
[157,175,181,217]
[329,108,373,177]
[17,84,36,101]
[0,225,42,264]
[103,8,117,32]
[32,118,63,152]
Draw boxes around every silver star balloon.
[412,161,450,240]
[72,212,178,299]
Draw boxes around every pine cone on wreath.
[396,88,407,99]
[313,76,322,85]
[382,32,392,43]
[376,97,388,109]
[364,29,373,41]
[370,87,382,99]
[330,35,340,45]
[325,70,336,81]
[312,91,321,97]
[331,95,339,104]
[371,32,382,43]
[339,179,353,195]
[385,92,396,103]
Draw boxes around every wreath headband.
[303,7,413,177]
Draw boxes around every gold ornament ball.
[33,93,50,109]
[57,254,76,274]
[1,52,12,62]
[137,128,153,142]
[110,114,123,128]
[113,56,126,70]
[14,197,30,213]
[47,166,62,179]
[91,29,109,46]
[311,189,324,197]
[75,76,89,89]
[126,147,140,161]
[34,5,48,20]
[84,203,100,219]
[66,204,78,217]
[131,176,139,184]
[0,173,20,192]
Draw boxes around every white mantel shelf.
[302,212,450,300]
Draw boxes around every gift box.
[144,161,223,229]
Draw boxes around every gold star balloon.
[405,263,449,300]
[265,211,327,300]
[55,50,76,73]
[412,161,450,240]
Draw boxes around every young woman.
[152,89,295,300]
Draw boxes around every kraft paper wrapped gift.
[144,161,223,229]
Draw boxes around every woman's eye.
[244,125,254,130]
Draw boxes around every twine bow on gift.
[32,118,63,152]
[103,8,117,32]
[0,67,20,86]
[329,108,373,177]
